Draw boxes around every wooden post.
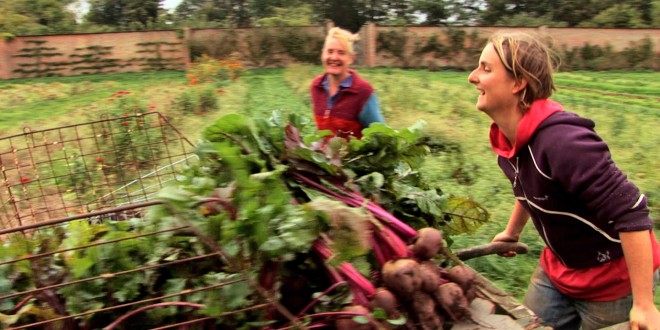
[182,27,191,69]
[0,37,15,79]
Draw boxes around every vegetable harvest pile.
[0,112,490,329]
[155,111,490,329]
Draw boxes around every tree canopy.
[0,0,657,36]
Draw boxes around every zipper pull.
[513,173,517,189]
[513,157,519,189]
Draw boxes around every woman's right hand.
[492,231,520,257]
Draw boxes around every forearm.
[620,230,656,308]
[358,94,384,126]
[493,200,530,243]
[504,200,530,240]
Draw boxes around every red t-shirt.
[541,231,660,301]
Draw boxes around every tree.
[583,4,647,27]
[251,0,301,19]
[174,0,231,25]
[411,0,448,25]
[85,0,162,29]
[652,0,660,27]
[231,0,251,27]
[0,0,77,35]
[478,0,653,27]
[254,4,314,27]
[312,0,366,32]
[550,0,600,27]
[442,0,486,25]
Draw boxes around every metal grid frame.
[0,113,310,329]
[0,112,197,230]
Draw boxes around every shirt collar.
[321,73,354,91]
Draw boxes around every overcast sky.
[163,0,183,10]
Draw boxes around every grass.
[1,67,658,304]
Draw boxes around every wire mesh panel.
[0,202,277,330]
[0,112,197,230]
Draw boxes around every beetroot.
[417,261,441,293]
[372,287,401,319]
[411,227,444,260]
[335,305,373,330]
[381,258,422,298]
[444,265,478,302]
[434,282,471,321]
[410,291,443,330]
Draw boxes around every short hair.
[324,27,360,56]
[489,31,560,112]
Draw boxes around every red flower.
[108,98,115,102]
[148,105,156,110]
[96,157,104,162]
[121,121,130,126]
[20,177,30,183]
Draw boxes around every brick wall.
[1,25,658,79]
[0,30,188,79]
[361,24,660,68]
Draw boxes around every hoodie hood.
[490,99,564,158]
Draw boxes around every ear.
[513,78,527,94]
[346,54,355,66]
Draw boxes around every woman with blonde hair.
[468,30,660,330]
[310,27,384,139]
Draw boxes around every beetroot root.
[372,287,401,319]
[444,265,478,302]
[410,291,443,330]
[381,258,422,298]
[434,282,471,322]
[411,227,444,261]
[417,261,442,293]
[335,305,373,330]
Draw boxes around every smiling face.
[321,37,354,81]
[467,43,521,116]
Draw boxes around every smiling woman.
[309,27,385,140]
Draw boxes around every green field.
[1,67,658,303]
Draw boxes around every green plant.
[1,32,16,41]
[12,40,66,78]
[172,88,197,113]
[172,84,220,114]
[188,32,239,60]
[186,55,244,87]
[415,35,448,59]
[377,29,410,66]
[277,27,324,64]
[245,28,281,68]
[134,41,184,71]
[70,45,122,75]
[95,90,164,173]
[622,37,654,69]
[198,85,219,113]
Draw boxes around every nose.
[467,69,478,84]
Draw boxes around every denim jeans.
[523,266,659,330]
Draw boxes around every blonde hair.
[324,27,360,55]
[489,31,561,112]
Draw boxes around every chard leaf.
[441,196,490,235]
